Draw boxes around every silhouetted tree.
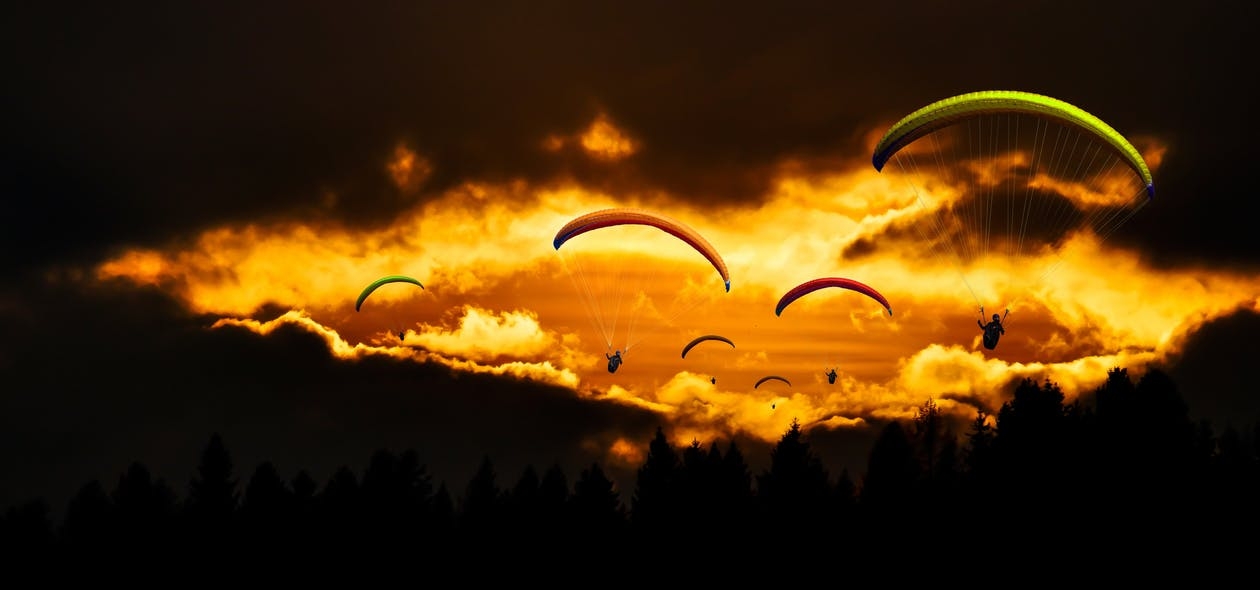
[570,462,627,544]
[677,438,713,532]
[993,378,1070,506]
[538,463,570,532]
[360,449,402,545]
[859,420,918,530]
[111,462,178,552]
[630,426,681,535]
[396,449,434,527]
[832,468,857,523]
[60,479,114,550]
[318,465,362,546]
[961,410,996,504]
[717,440,755,523]
[184,432,240,545]
[912,397,963,526]
[911,398,961,493]
[239,461,292,549]
[429,482,456,538]
[504,464,541,537]
[1,499,54,557]
[291,469,318,517]
[458,455,503,546]
[756,418,831,533]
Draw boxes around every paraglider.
[606,350,624,373]
[355,274,426,342]
[775,277,892,317]
[681,334,735,385]
[754,375,791,389]
[825,368,838,384]
[872,90,1155,198]
[554,208,731,292]
[553,208,731,366]
[871,90,1155,346]
[758,375,790,409]
[680,334,735,358]
[355,275,425,312]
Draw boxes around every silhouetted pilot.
[979,313,1005,350]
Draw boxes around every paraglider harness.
[606,350,623,373]
[980,308,1008,350]
[826,368,838,384]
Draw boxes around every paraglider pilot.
[825,368,838,385]
[606,350,623,373]
[979,309,1007,350]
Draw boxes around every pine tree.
[630,426,680,534]
[185,432,240,542]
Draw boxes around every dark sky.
[3,1,1257,516]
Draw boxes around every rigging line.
[894,152,984,309]
[558,248,612,349]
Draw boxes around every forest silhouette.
[3,366,1257,566]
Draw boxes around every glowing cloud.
[579,114,637,160]
[407,305,560,361]
[388,144,433,193]
[90,122,1256,454]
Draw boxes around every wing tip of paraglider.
[1145,183,1155,200]
[725,280,731,292]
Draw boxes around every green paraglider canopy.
[355,275,424,312]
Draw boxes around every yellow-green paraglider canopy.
[872,90,1154,199]
[355,275,424,312]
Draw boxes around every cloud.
[408,305,558,360]
[86,145,1260,458]
[578,114,639,161]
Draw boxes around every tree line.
[2,366,1257,564]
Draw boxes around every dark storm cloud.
[1164,307,1260,433]
[10,1,1252,276]
[0,278,670,516]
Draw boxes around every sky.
[4,0,1258,514]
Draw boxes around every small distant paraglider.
[355,275,425,312]
[682,334,734,386]
[355,275,425,342]
[754,375,791,389]
[756,375,790,410]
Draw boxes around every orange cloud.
[407,305,562,361]
[387,144,433,193]
[579,114,637,160]
[91,127,1257,453]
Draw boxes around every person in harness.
[606,350,623,373]
[825,368,838,385]
[978,309,1007,350]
